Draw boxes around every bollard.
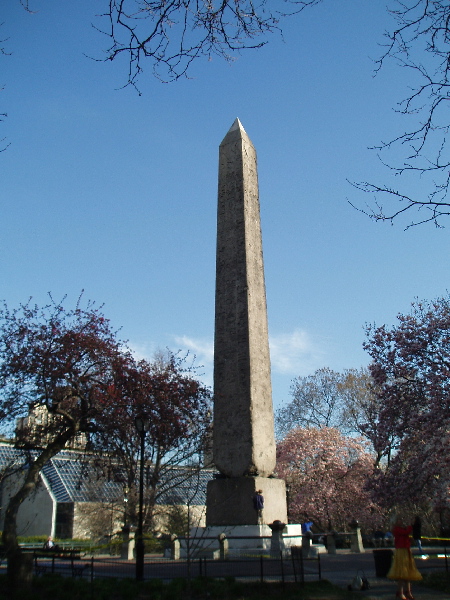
[120,526,136,560]
[327,531,337,554]
[218,533,228,560]
[269,520,286,558]
[350,524,364,553]
[302,534,312,558]
[170,534,180,560]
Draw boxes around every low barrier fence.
[29,547,450,583]
[30,552,322,584]
[6,533,448,585]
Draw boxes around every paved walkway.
[79,549,450,599]
[320,551,449,599]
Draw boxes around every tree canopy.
[276,368,349,436]
[364,295,450,513]
[276,295,450,531]
[89,351,212,530]
[0,294,129,566]
[276,367,392,465]
[0,294,211,580]
[276,426,382,531]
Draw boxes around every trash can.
[373,548,393,577]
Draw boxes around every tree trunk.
[2,427,76,587]
[7,549,34,590]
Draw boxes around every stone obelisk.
[206,119,287,526]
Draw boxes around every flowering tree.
[89,351,212,532]
[364,296,450,514]
[276,426,382,532]
[276,367,395,466]
[0,295,130,580]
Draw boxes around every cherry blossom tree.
[0,294,131,582]
[276,426,383,532]
[276,367,395,466]
[364,296,450,514]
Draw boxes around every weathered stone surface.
[213,118,276,478]
[206,476,287,526]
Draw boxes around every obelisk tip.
[228,118,246,135]
[221,118,251,146]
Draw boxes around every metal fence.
[6,539,449,586]
[30,551,322,584]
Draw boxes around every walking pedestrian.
[387,515,422,600]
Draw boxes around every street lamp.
[135,417,150,581]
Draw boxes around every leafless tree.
[351,0,450,228]
[276,367,397,465]
[1,22,10,152]
[14,2,450,222]
[93,0,319,87]
[339,368,397,467]
[276,367,349,436]
[101,0,274,86]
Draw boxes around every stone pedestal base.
[175,524,328,559]
[206,477,287,526]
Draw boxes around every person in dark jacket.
[412,516,423,554]
[253,490,264,524]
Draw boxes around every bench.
[33,549,90,578]
[40,548,82,559]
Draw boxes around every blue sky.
[2,0,449,411]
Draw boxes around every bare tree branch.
[354,0,450,227]
[348,179,450,229]
[95,0,322,87]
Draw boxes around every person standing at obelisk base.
[206,119,288,527]
[253,490,265,525]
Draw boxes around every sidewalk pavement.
[319,551,449,600]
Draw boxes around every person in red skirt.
[387,515,422,599]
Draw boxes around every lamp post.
[135,417,149,581]
[123,485,129,528]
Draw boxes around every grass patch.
[0,575,362,600]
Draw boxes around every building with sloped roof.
[0,442,214,539]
